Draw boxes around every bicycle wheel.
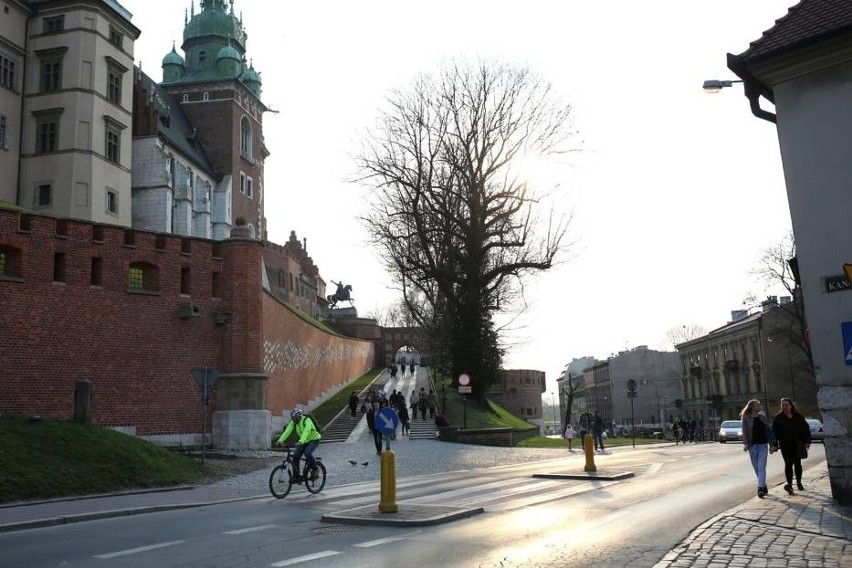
[269,464,293,499]
[305,462,327,494]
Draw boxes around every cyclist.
[276,408,321,481]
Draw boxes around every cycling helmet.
[290,408,303,419]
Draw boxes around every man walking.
[593,410,606,452]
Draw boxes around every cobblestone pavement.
[653,461,852,567]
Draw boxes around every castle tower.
[160,0,267,240]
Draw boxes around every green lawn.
[0,415,207,503]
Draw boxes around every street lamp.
[702,79,743,93]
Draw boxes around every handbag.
[796,438,808,459]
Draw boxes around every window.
[36,118,58,153]
[199,50,206,64]
[90,257,102,286]
[202,91,209,101]
[106,128,120,162]
[0,245,23,279]
[35,184,51,207]
[43,16,65,34]
[240,116,252,159]
[103,116,126,163]
[109,28,123,49]
[53,252,66,282]
[128,262,158,292]
[107,69,122,103]
[181,267,191,295]
[212,271,221,298]
[239,172,246,194]
[0,115,6,148]
[105,188,118,215]
[245,176,253,198]
[40,59,62,92]
[182,93,189,103]
[0,53,16,91]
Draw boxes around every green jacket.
[277,416,321,445]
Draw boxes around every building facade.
[0,0,141,225]
[675,297,818,427]
[488,369,546,428]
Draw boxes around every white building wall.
[771,59,852,499]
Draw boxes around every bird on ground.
[362,462,369,466]
[348,460,357,465]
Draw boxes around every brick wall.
[263,293,374,420]
[0,209,224,436]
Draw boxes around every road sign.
[842,322,852,366]
[375,406,399,436]
[458,373,471,386]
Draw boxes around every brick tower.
[160,0,267,240]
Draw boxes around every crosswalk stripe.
[93,540,185,559]
[271,550,341,567]
[223,524,278,535]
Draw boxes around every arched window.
[0,245,23,279]
[240,116,251,160]
[128,261,159,292]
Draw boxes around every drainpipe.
[727,53,777,124]
[16,11,34,207]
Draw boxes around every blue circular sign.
[375,407,400,436]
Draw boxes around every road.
[0,442,821,568]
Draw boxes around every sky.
[121,0,797,396]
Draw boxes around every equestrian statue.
[327,281,354,309]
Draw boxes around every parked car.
[806,418,824,442]
[718,420,743,443]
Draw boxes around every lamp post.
[702,79,743,92]
[551,391,559,434]
[641,379,664,434]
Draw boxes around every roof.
[735,0,852,64]
[137,70,217,177]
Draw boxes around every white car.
[806,418,824,442]
[718,420,743,443]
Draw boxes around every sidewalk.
[1,454,849,567]
[654,461,852,567]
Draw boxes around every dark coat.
[772,412,811,459]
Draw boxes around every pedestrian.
[409,390,419,420]
[348,391,359,418]
[427,389,437,419]
[672,418,681,444]
[564,423,576,452]
[418,388,428,420]
[740,398,777,498]
[398,403,410,436]
[772,397,811,494]
[366,401,383,455]
[593,410,606,452]
[435,409,451,428]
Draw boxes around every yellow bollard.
[378,449,399,513]
[584,432,596,472]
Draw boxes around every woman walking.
[564,423,576,452]
[740,399,777,498]
[772,397,811,495]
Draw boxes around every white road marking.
[271,550,341,566]
[353,530,422,547]
[645,462,663,475]
[93,540,185,559]
[223,524,278,535]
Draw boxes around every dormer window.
[199,50,206,64]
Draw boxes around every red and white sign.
[458,373,471,386]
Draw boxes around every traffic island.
[321,503,484,527]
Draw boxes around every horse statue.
[327,281,354,309]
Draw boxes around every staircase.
[320,372,392,443]
[408,415,438,439]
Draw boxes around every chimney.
[761,296,778,312]
[731,310,748,322]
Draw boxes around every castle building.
[0,0,140,225]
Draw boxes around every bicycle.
[268,445,327,498]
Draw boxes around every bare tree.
[666,323,707,349]
[358,60,576,396]
[559,371,586,428]
[749,231,814,378]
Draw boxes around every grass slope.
[0,415,206,503]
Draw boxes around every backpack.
[303,413,323,436]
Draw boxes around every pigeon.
[348,460,358,465]
[362,462,369,466]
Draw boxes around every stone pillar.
[212,373,270,450]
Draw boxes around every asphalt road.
[0,441,819,568]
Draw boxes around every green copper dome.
[184,0,246,50]
[162,46,186,67]
[217,44,241,61]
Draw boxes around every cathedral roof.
[137,70,217,178]
[162,46,186,67]
[184,0,246,50]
